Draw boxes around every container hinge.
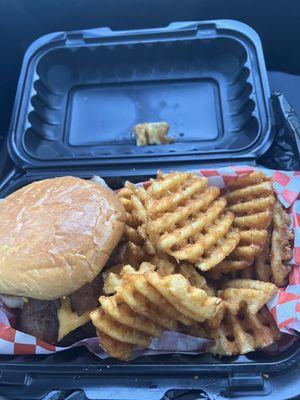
[226,373,271,397]
[0,370,30,386]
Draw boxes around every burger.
[0,176,125,345]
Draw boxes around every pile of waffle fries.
[90,171,293,360]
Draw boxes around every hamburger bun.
[0,176,125,299]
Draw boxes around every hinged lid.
[8,20,274,171]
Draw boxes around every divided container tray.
[0,20,299,400]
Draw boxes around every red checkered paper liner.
[0,166,299,358]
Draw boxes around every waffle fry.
[146,172,239,270]
[208,277,279,356]
[92,263,223,359]
[270,201,293,286]
[117,283,177,331]
[145,271,221,322]
[103,263,155,295]
[118,182,155,255]
[253,230,272,281]
[221,171,275,271]
[222,278,277,294]
[237,229,272,281]
[209,306,281,356]
[208,260,251,280]
[111,240,150,269]
[195,229,241,272]
[149,253,177,276]
[98,332,134,361]
[103,264,124,295]
[179,263,215,296]
[219,279,277,315]
[102,255,177,296]
[93,170,290,361]
[235,202,292,286]
[125,271,193,326]
[133,122,173,146]
[100,295,163,336]
[90,309,151,348]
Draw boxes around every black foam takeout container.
[0,21,299,400]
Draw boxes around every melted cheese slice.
[57,297,91,341]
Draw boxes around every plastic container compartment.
[8,20,275,172]
[0,21,299,400]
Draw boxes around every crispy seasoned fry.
[145,172,239,269]
[116,283,178,331]
[103,264,136,292]
[149,186,220,234]
[145,271,221,322]
[150,254,177,276]
[233,211,273,230]
[98,332,134,361]
[222,279,277,296]
[219,288,273,315]
[195,230,240,271]
[206,302,227,329]
[220,279,277,315]
[208,276,280,356]
[231,244,262,262]
[169,276,221,320]
[239,230,268,247]
[133,122,173,146]
[237,202,293,286]
[209,306,281,356]
[254,231,272,281]
[226,181,273,205]
[124,241,149,266]
[93,262,227,359]
[125,272,193,326]
[118,182,155,256]
[93,169,290,361]
[271,201,293,286]
[103,263,153,295]
[156,198,226,256]
[99,295,163,336]
[180,323,212,339]
[222,172,275,268]
[112,241,149,269]
[103,265,124,295]
[103,256,175,297]
[90,309,151,348]
[179,263,215,296]
[257,306,282,341]
[228,196,275,215]
[226,171,267,191]
[208,260,251,280]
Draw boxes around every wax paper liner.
[0,166,299,358]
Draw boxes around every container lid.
[8,20,274,170]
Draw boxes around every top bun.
[0,176,125,299]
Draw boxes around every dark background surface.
[0,3,299,399]
[1,0,300,150]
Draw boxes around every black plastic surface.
[8,20,274,169]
